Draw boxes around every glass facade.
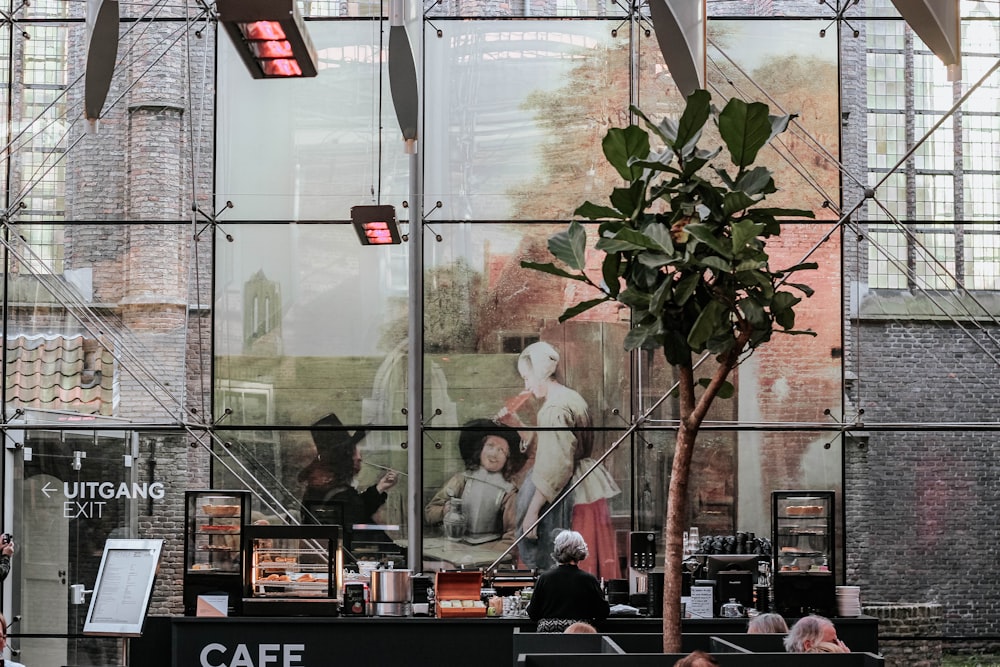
[0,0,999,664]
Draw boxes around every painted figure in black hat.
[424,419,526,547]
[299,413,399,555]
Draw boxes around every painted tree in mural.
[523,89,817,651]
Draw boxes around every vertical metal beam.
[406,149,423,572]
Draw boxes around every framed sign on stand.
[83,539,164,665]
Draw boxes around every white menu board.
[84,539,163,636]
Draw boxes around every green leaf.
[771,291,801,312]
[618,287,652,309]
[675,89,711,154]
[778,262,819,273]
[631,147,677,173]
[558,297,610,322]
[731,219,765,255]
[633,105,679,145]
[680,154,712,180]
[642,221,675,255]
[783,281,815,297]
[604,126,650,180]
[767,112,793,144]
[738,296,768,329]
[734,166,774,196]
[774,307,795,329]
[663,330,692,366]
[575,201,625,220]
[723,191,757,217]
[548,220,588,271]
[520,260,588,282]
[637,253,676,269]
[748,207,815,219]
[734,258,767,272]
[700,255,733,274]
[596,226,667,253]
[624,321,664,351]
[688,299,727,349]
[602,254,622,298]
[684,223,733,258]
[649,276,672,313]
[674,273,700,305]
[697,377,735,399]
[609,181,646,219]
[719,98,773,169]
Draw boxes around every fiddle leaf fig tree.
[522,89,817,652]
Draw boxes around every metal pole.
[406,146,423,572]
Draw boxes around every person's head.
[783,614,841,653]
[517,342,560,397]
[552,530,588,564]
[300,413,367,487]
[564,622,597,634]
[672,650,719,667]
[747,612,789,634]
[807,641,849,653]
[456,419,525,478]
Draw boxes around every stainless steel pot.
[370,569,412,602]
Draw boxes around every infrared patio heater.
[216,0,318,79]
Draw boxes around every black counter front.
[152,615,878,667]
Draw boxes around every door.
[6,419,136,667]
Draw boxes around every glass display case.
[771,490,836,617]
[183,489,250,615]
[242,524,343,616]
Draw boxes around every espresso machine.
[627,531,657,612]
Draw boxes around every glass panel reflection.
[214,424,409,566]
[215,223,409,427]
[4,223,196,424]
[424,21,628,220]
[216,23,409,220]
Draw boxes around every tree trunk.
[662,362,699,652]
[660,344,744,653]
[662,419,698,652]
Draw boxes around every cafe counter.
[130,615,879,667]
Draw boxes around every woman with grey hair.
[746,612,789,634]
[527,530,610,632]
[783,614,849,653]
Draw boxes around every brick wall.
[864,603,942,667]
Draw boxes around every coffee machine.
[627,531,657,612]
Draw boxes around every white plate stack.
[836,585,861,617]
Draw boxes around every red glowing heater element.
[352,205,402,246]
[217,0,317,79]
[250,40,294,59]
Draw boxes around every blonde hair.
[807,641,848,653]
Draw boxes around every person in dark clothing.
[527,530,609,633]
[0,534,14,583]
[299,413,399,558]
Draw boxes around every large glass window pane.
[217,22,409,220]
[965,223,1000,290]
[5,223,196,423]
[867,225,908,289]
[424,21,628,220]
[425,0,625,20]
[214,223,409,427]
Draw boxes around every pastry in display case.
[183,489,250,616]
[771,490,836,617]
[242,524,343,617]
